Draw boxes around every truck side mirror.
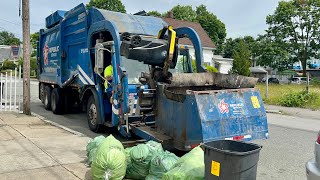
[94,43,104,74]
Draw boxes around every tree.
[0,31,20,46]
[266,0,320,76]
[254,35,291,71]
[30,32,38,50]
[222,37,256,58]
[196,5,226,53]
[170,5,197,22]
[230,40,251,76]
[17,57,37,76]
[30,32,39,57]
[168,5,226,54]
[223,38,238,58]
[148,11,162,17]
[86,0,126,13]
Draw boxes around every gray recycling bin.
[202,140,262,180]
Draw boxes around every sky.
[0,0,281,40]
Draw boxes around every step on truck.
[37,4,269,151]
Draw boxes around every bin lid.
[202,140,262,156]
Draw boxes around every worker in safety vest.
[104,64,113,91]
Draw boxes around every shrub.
[279,91,320,108]
[311,78,320,86]
[2,60,16,70]
[192,60,219,73]
[205,65,218,73]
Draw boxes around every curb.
[31,112,85,137]
[266,110,282,114]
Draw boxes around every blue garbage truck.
[37,4,269,150]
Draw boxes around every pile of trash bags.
[162,146,205,180]
[89,135,127,180]
[146,151,180,180]
[86,135,205,180]
[125,141,179,180]
[86,135,105,166]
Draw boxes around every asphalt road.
[30,81,316,180]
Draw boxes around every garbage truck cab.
[38,3,269,151]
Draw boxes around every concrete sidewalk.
[265,104,320,121]
[0,112,92,180]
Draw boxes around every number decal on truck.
[251,96,261,109]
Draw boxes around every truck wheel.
[51,88,64,114]
[44,86,52,110]
[87,96,102,132]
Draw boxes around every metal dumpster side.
[155,84,269,151]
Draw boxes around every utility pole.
[22,0,31,115]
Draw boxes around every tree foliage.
[167,4,226,49]
[254,35,290,71]
[147,11,162,17]
[170,5,197,22]
[266,0,320,75]
[30,32,39,50]
[230,40,251,76]
[222,36,257,59]
[196,5,226,53]
[17,57,37,75]
[30,32,39,57]
[0,31,20,46]
[86,0,126,13]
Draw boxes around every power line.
[0,26,23,37]
[0,18,43,28]
[0,18,21,26]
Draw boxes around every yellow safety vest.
[104,65,113,89]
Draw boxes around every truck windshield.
[121,57,149,84]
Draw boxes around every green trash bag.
[91,135,127,180]
[126,144,151,179]
[145,151,180,180]
[126,141,164,179]
[146,141,164,156]
[86,136,105,166]
[124,147,132,165]
[162,146,205,180]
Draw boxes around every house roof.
[162,18,216,49]
[250,66,268,74]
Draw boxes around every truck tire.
[87,96,102,132]
[51,88,64,114]
[44,86,52,110]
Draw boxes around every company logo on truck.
[218,100,229,114]
[43,44,49,65]
[43,44,60,65]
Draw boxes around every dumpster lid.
[202,140,262,156]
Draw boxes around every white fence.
[0,66,22,112]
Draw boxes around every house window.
[214,62,220,69]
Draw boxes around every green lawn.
[256,83,320,110]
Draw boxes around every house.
[212,55,233,74]
[162,14,216,67]
[0,45,22,64]
[0,45,12,63]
